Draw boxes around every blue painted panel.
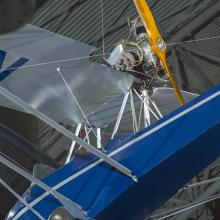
[0,50,29,81]
[0,50,6,69]
[9,84,220,220]
[97,123,220,219]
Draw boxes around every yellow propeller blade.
[133,0,185,105]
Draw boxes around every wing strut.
[0,85,137,181]
[0,154,87,220]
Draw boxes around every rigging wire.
[133,88,160,120]
[0,52,112,72]
[0,178,45,220]
[67,93,125,129]
[1,34,220,72]
[56,68,104,153]
[166,35,220,46]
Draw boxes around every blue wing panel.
[9,84,220,220]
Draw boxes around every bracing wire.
[67,93,125,130]
[0,178,45,220]
[166,35,220,46]
[1,34,220,72]
[56,68,104,152]
[0,52,112,72]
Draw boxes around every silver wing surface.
[0,25,134,127]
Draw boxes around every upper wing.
[0,25,134,127]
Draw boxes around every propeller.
[133,0,185,105]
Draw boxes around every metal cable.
[56,68,104,153]
[1,33,220,72]
[167,35,220,46]
[0,178,45,220]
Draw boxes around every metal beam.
[130,90,138,133]
[182,45,220,67]
[138,96,144,131]
[176,181,220,220]
[0,123,59,169]
[171,48,202,94]
[149,97,163,119]
[213,17,220,28]
[177,47,213,88]
[171,48,188,91]
[167,1,220,46]
[142,89,150,127]
[65,123,82,164]
[97,128,102,149]
[111,92,129,139]
[0,85,135,180]
[183,176,220,190]
[150,191,220,220]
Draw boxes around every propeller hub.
[156,38,166,51]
